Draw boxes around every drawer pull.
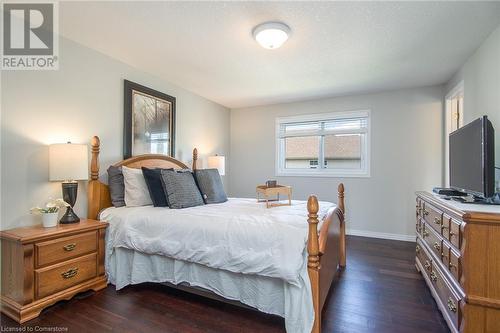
[449,231,455,237]
[449,262,457,270]
[424,260,431,271]
[423,230,429,238]
[415,245,420,253]
[441,225,449,231]
[423,210,429,216]
[430,271,437,282]
[61,267,78,279]
[433,217,441,225]
[433,242,441,252]
[441,252,448,259]
[447,298,457,313]
[63,243,76,251]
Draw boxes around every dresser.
[1,219,108,323]
[415,192,500,333]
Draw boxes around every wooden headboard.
[87,136,198,219]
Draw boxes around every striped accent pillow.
[160,169,204,209]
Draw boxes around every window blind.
[278,116,368,138]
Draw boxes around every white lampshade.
[49,143,89,181]
[207,155,225,176]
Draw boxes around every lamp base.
[59,206,80,224]
[60,182,80,224]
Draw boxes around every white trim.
[275,110,371,178]
[444,80,464,186]
[347,229,416,242]
[276,169,371,178]
[275,110,370,124]
[445,80,464,100]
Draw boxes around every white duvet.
[100,198,334,286]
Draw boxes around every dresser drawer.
[441,241,451,267]
[422,202,443,235]
[441,214,451,238]
[416,238,432,276]
[35,231,97,267]
[35,253,97,299]
[416,197,423,218]
[416,217,423,234]
[430,263,461,330]
[449,219,461,249]
[448,247,461,282]
[422,223,443,260]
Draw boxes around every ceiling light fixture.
[253,22,290,50]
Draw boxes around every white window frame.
[444,81,464,186]
[275,110,371,178]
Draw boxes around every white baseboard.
[347,229,416,242]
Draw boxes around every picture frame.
[123,80,176,159]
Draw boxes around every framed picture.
[124,80,176,159]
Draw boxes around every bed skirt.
[106,247,314,333]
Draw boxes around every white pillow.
[122,166,153,207]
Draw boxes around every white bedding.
[101,198,335,333]
[100,198,334,285]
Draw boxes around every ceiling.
[60,1,500,109]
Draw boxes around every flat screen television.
[449,116,495,198]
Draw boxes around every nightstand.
[0,219,108,323]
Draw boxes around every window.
[276,110,370,177]
[445,81,464,186]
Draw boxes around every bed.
[87,136,346,333]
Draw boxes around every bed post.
[88,136,101,220]
[338,183,346,268]
[307,195,321,333]
[192,148,198,171]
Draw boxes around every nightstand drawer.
[35,231,97,267]
[35,253,97,299]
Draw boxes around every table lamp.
[208,155,225,176]
[49,142,89,223]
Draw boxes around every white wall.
[230,86,443,239]
[1,37,230,230]
[445,24,500,188]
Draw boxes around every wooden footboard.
[307,184,346,333]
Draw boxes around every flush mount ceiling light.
[253,22,291,50]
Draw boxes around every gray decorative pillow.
[107,166,125,207]
[160,170,205,209]
[194,169,227,204]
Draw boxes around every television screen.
[449,116,495,198]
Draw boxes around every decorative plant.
[30,198,69,214]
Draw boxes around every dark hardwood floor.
[1,236,449,332]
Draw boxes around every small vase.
[42,212,59,228]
